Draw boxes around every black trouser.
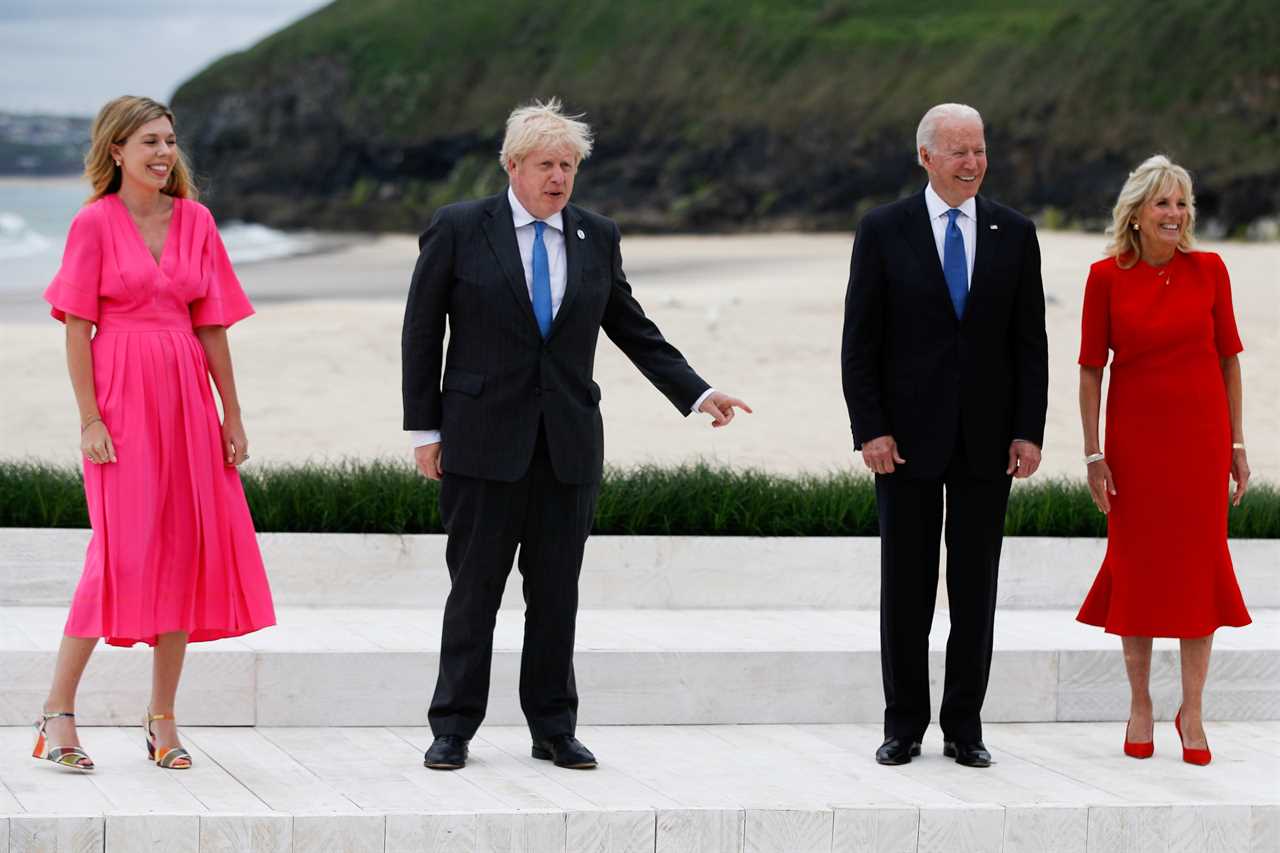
[875,435,1012,744]
[428,426,599,740]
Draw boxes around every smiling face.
[1134,181,1189,259]
[111,116,177,193]
[508,144,578,219]
[920,118,987,207]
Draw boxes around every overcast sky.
[0,0,331,116]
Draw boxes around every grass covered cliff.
[172,0,1279,233]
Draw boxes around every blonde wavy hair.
[1106,154,1195,268]
[498,98,593,170]
[85,96,197,202]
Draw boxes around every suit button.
[534,386,542,395]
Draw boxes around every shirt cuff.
[691,387,715,415]
[410,430,441,448]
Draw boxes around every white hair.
[499,98,594,169]
[916,103,983,165]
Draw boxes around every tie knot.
[946,208,962,225]
[534,221,546,237]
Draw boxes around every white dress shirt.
[923,183,976,286]
[412,188,712,448]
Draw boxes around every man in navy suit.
[842,103,1048,768]
[403,99,750,770]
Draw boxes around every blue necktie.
[943,208,968,319]
[531,221,552,338]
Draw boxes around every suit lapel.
[968,196,1001,322]
[552,205,585,337]
[481,192,541,335]
[902,192,955,320]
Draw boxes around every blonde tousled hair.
[1106,154,1196,268]
[499,98,593,170]
[85,96,197,202]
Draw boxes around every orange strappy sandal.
[144,710,192,770]
[32,711,94,771]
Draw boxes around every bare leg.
[1178,634,1213,749]
[148,631,189,756]
[42,635,99,753]
[1121,636,1154,743]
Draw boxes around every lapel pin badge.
[577,228,585,240]
[990,224,999,230]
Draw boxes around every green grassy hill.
[172,0,1279,233]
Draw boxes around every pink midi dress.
[43,193,276,647]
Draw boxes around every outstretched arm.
[601,221,749,422]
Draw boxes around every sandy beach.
[2,230,1276,484]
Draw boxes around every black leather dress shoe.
[532,734,597,769]
[943,739,992,768]
[424,735,469,770]
[875,737,922,765]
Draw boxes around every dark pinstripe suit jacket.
[402,191,709,484]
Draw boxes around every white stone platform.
[1,607,1275,728]
[4,530,1277,610]
[0,723,1276,852]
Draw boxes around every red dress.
[1076,251,1250,637]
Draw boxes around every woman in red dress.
[1076,155,1251,766]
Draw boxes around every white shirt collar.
[924,183,977,221]
[508,186,564,232]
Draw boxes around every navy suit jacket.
[841,190,1049,479]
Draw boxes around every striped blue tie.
[943,208,968,319]
[532,221,552,338]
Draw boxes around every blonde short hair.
[85,96,197,203]
[499,98,593,170]
[1106,154,1196,268]
[916,103,983,166]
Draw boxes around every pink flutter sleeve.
[190,213,254,328]
[44,207,102,324]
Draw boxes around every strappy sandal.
[144,710,192,770]
[32,711,95,771]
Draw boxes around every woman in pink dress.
[32,96,275,772]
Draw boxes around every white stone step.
[4,528,1277,609]
[0,723,1275,853]
[1,607,1275,727]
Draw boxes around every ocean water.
[0,178,318,295]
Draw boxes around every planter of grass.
[1,460,1275,538]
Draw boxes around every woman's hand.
[81,419,116,464]
[221,413,250,466]
[1231,448,1250,506]
[1087,458,1117,513]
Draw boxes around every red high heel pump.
[1123,718,1154,759]
[1174,708,1211,766]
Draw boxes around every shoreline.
[3,231,1275,482]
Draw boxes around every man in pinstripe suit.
[403,99,750,770]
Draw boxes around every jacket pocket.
[442,368,484,397]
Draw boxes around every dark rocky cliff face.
[172,1,1280,234]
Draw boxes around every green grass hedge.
[1,460,1275,538]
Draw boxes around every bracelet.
[80,417,102,434]
[1084,452,1105,464]
[1232,443,1246,451]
